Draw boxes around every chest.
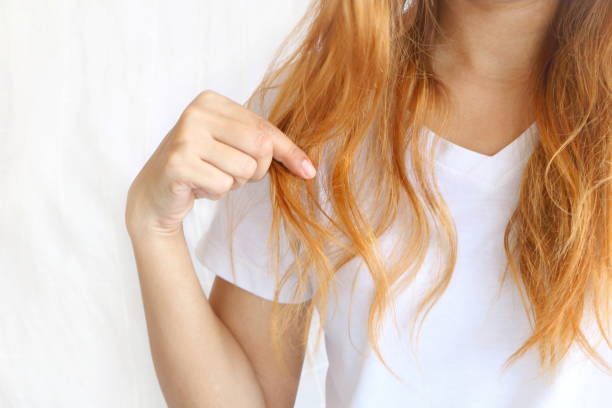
[317,167,608,407]
[321,167,526,356]
[424,78,533,157]
[313,128,610,407]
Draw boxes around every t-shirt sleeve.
[194,173,314,304]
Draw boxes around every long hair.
[242,0,611,378]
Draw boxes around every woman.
[125,0,611,407]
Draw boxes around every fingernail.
[301,159,316,178]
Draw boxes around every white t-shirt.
[195,122,611,407]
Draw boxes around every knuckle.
[252,131,273,158]
[174,119,212,147]
[197,89,217,105]
[240,156,258,178]
[201,109,223,128]
[181,105,201,122]
[213,174,235,194]
[255,117,271,136]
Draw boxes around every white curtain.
[0,1,327,406]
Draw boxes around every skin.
[125,91,315,408]
[430,0,560,155]
[125,1,560,407]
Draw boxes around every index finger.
[256,118,317,179]
[194,90,317,179]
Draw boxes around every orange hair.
[243,0,611,378]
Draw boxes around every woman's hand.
[125,89,316,237]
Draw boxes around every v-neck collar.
[422,122,540,190]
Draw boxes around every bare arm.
[128,226,311,407]
[209,276,312,408]
[129,227,265,407]
[125,89,316,407]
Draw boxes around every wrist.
[126,218,185,244]
[125,198,184,242]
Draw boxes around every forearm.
[128,226,266,408]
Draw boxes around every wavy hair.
[242,0,611,378]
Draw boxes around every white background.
[0,1,327,406]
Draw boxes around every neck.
[433,0,560,86]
